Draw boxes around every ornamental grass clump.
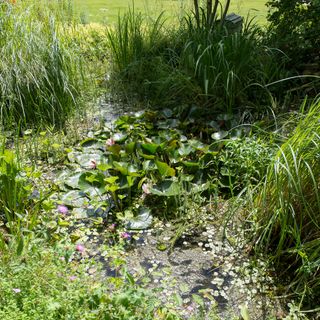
[0,1,82,129]
[253,98,320,306]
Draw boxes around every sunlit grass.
[71,0,268,24]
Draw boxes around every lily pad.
[67,152,104,168]
[60,190,88,207]
[211,131,228,140]
[150,180,181,197]
[126,207,153,230]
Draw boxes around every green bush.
[0,244,169,320]
[266,0,320,66]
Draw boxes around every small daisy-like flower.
[57,204,68,215]
[75,244,85,253]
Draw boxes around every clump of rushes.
[0,1,83,129]
[253,98,320,307]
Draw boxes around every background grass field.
[72,0,268,24]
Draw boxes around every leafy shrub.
[217,137,275,194]
[266,0,320,66]
[252,98,320,307]
[0,244,169,320]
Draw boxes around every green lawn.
[72,0,268,24]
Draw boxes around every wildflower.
[69,275,77,281]
[142,183,151,195]
[89,159,97,169]
[108,223,116,232]
[106,138,115,147]
[57,204,68,215]
[186,305,194,312]
[12,288,21,293]
[75,244,85,253]
[120,232,131,240]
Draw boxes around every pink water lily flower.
[142,183,151,195]
[89,159,97,169]
[106,138,115,146]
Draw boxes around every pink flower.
[57,204,68,215]
[69,275,77,281]
[120,232,131,240]
[12,288,21,293]
[75,244,85,253]
[89,159,97,169]
[108,223,116,232]
[186,305,194,312]
[142,183,151,195]
[106,138,115,147]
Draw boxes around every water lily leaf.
[211,131,228,140]
[155,160,175,177]
[157,119,179,129]
[150,180,180,197]
[141,143,159,155]
[113,162,140,176]
[161,108,172,118]
[113,132,128,143]
[178,144,193,156]
[60,190,88,207]
[63,172,82,189]
[67,152,103,168]
[80,137,98,147]
[126,207,153,230]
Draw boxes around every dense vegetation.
[0,0,319,319]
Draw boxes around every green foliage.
[0,144,42,234]
[107,8,286,113]
[266,0,320,65]
[0,243,173,320]
[0,1,84,129]
[55,109,274,225]
[253,98,320,306]
[217,137,275,194]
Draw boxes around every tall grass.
[252,98,320,306]
[180,15,286,113]
[0,1,83,129]
[107,7,286,113]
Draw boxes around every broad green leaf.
[211,131,228,140]
[126,207,153,230]
[150,180,180,197]
[155,160,175,177]
[141,143,159,155]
